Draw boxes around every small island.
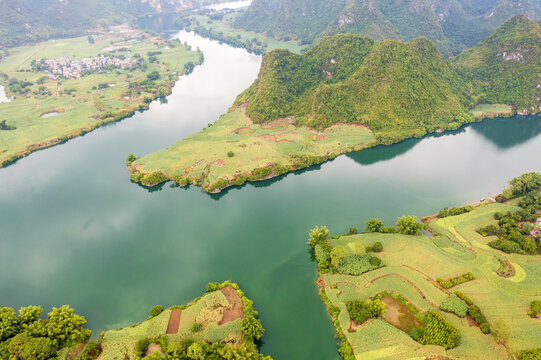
[0,26,203,167]
[0,281,271,360]
[309,172,541,359]
[128,15,541,193]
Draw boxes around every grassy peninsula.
[310,172,541,359]
[0,27,203,167]
[128,16,541,193]
[0,281,271,360]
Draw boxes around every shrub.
[440,294,468,317]
[348,227,358,235]
[365,218,384,233]
[410,310,460,349]
[336,254,384,275]
[468,305,486,325]
[372,242,383,252]
[135,339,150,358]
[529,300,541,318]
[191,322,201,332]
[149,305,163,317]
[75,341,102,360]
[437,272,475,289]
[396,215,425,235]
[227,151,235,157]
[346,299,386,324]
[517,348,541,360]
[480,322,491,334]
[126,153,138,165]
[454,291,473,306]
[141,172,168,186]
[370,256,382,267]
[241,316,264,340]
[495,194,507,203]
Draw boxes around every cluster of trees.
[454,291,491,334]
[346,299,386,324]
[440,294,468,317]
[409,310,460,349]
[437,205,473,218]
[137,337,271,360]
[6,78,33,95]
[0,120,16,131]
[518,349,541,360]
[309,226,384,275]
[0,305,92,360]
[436,272,475,289]
[364,216,426,236]
[529,300,541,318]
[478,192,541,254]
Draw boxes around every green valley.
[128,15,541,193]
[309,172,541,359]
[0,27,203,167]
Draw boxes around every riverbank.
[311,182,541,359]
[0,27,203,167]
[128,105,375,192]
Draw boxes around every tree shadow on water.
[471,113,541,149]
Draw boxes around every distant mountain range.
[0,0,217,47]
[234,0,541,56]
[235,15,541,143]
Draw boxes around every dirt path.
[219,286,244,325]
[166,309,182,334]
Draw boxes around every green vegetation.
[437,205,473,218]
[149,305,164,317]
[346,299,386,324]
[129,106,375,192]
[518,348,541,360]
[129,17,541,192]
[409,310,460,349]
[176,8,308,55]
[437,272,476,289]
[311,172,541,359]
[0,305,91,360]
[98,280,271,360]
[234,0,539,56]
[529,300,541,318]
[0,29,203,167]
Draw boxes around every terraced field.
[314,201,541,359]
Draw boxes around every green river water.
[1,28,541,359]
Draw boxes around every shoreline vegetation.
[310,172,541,359]
[127,16,541,194]
[0,26,203,168]
[0,281,272,360]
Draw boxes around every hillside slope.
[234,0,538,55]
[236,15,541,143]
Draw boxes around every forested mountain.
[0,0,214,48]
[235,15,541,143]
[234,0,539,56]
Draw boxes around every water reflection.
[471,113,541,149]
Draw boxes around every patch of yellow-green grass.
[186,11,308,54]
[99,288,244,360]
[470,104,513,118]
[0,30,202,166]
[132,106,375,192]
[319,215,541,358]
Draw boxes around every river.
[1,28,541,360]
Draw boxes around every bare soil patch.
[257,131,295,143]
[219,286,244,325]
[381,296,423,333]
[211,159,225,167]
[261,116,295,129]
[466,315,480,327]
[234,127,255,135]
[348,319,360,332]
[496,259,515,278]
[146,343,165,357]
[166,309,182,334]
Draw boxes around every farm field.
[312,197,541,359]
[81,281,269,360]
[0,26,203,167]
[470,104,514,118]
[178,9,308,54]
[129,106,375,192]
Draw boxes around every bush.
[372,242,383,252]
[437,272,475,289]
[517,348,541,360]
[529,300,541,318]
[370,256,382,267]
[396,215,425,235]
[135,339,150,358]
[191,322,201,332]
[227,151,235,157]
[468,305,486,325]
[346,299,386,324]
[495,194,507,203]
[75,341,102,360]
[149,305,163,317]
[241,316,264,340]
[365,218,384,233]
[480,322,491,334]
[454,291,473,306]
[348,227,358,235]
[440,294,468,317]
[410,310,460,349]
[336,254,384,275]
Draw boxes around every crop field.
[96,284,247,360]
[0,27,202,166]
[317,201,541,359]
[182,10,308,54]
[131,106,375,191]
[470,104,514,118]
